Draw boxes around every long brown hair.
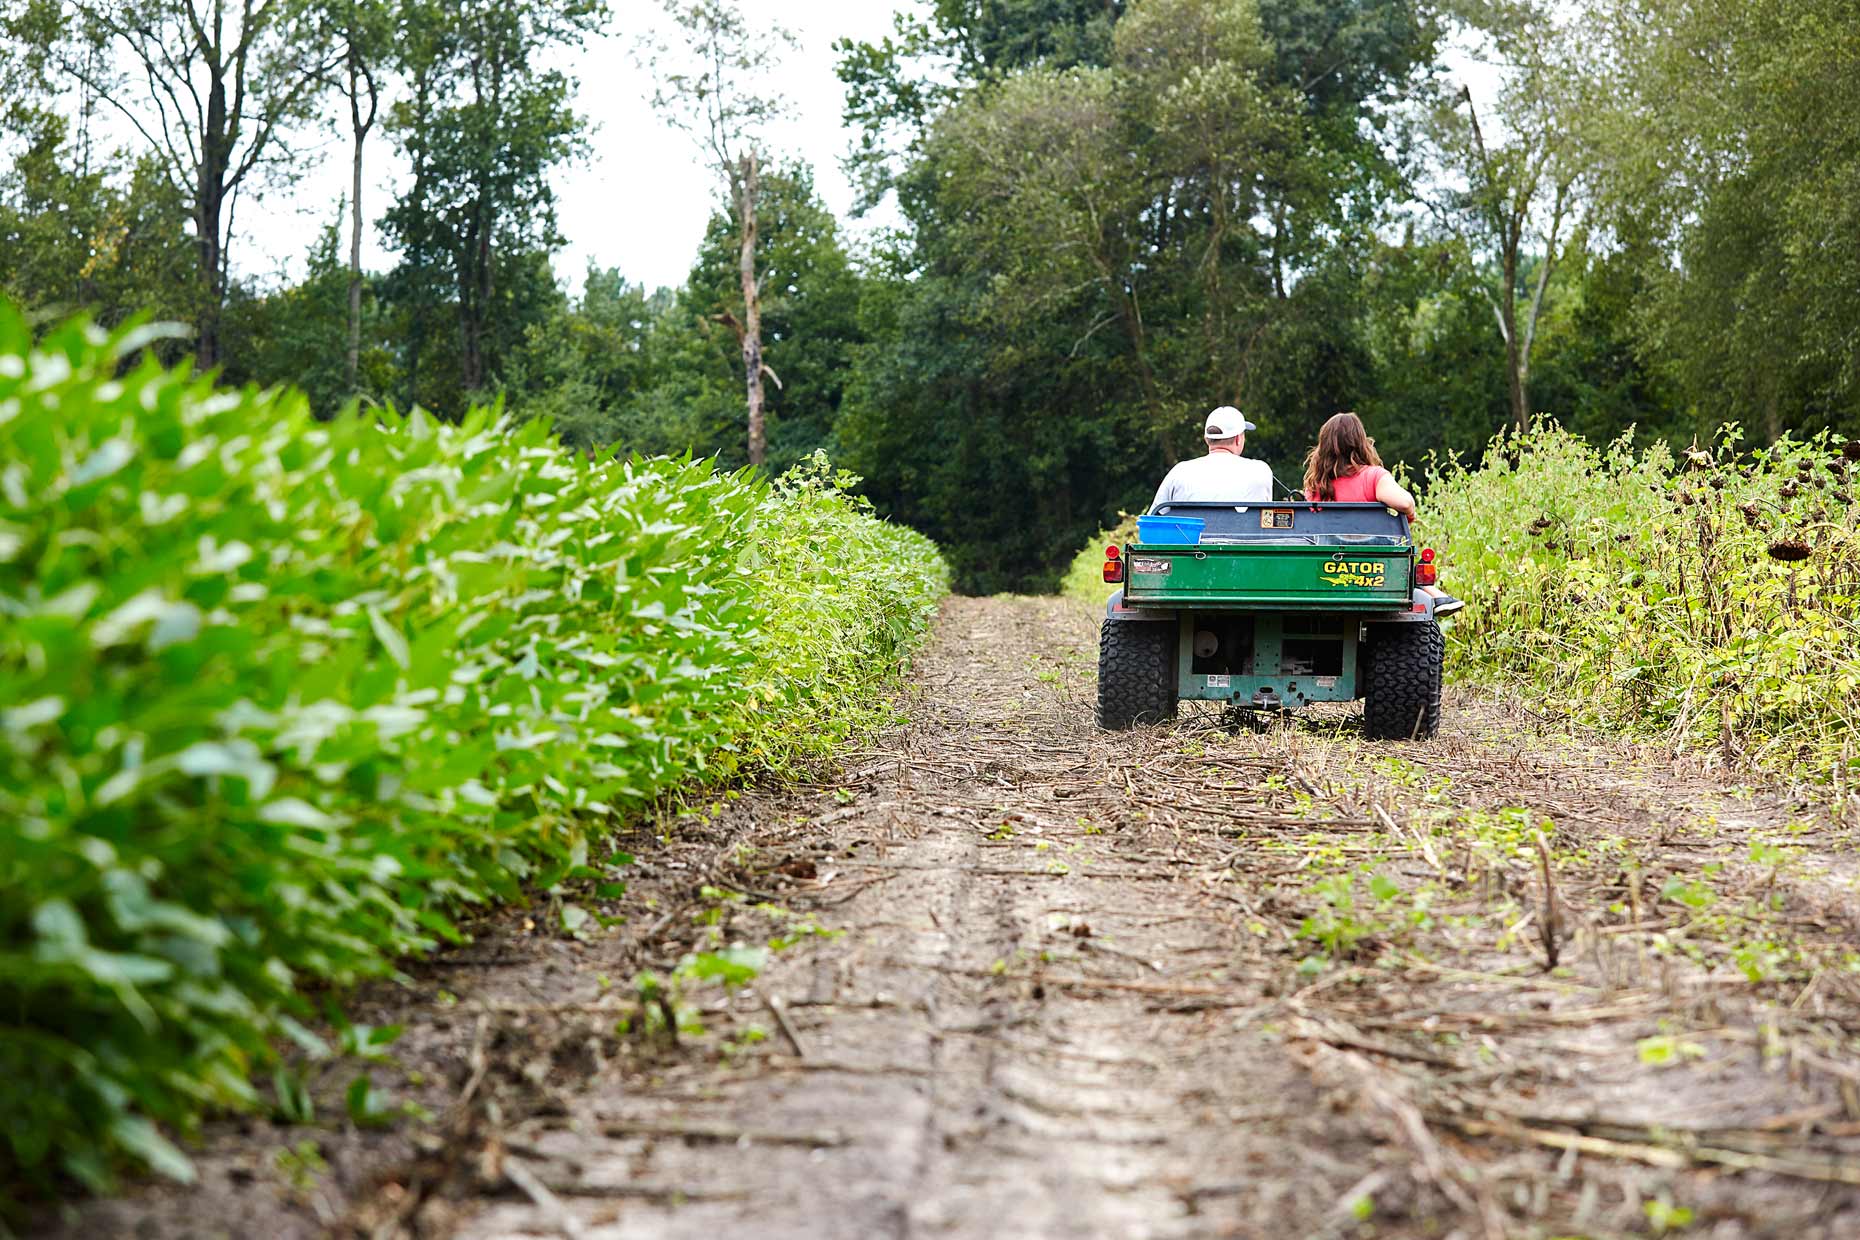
[1302,412,1382,500]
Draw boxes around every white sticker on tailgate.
[1130,558,1172,575]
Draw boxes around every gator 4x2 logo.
[1321,559,1388,587]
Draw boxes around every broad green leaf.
[175,740,277,799]
[677,947,767,989]
[368,606,411,670]
[107,1116,196,1183]
[70,437,135,487]
[2,696,64,731]
[258,798,345,829]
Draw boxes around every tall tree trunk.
[455,200,492,395]
[1515,184,1569,436]
[738,150,766,467]
[1461,90,1537,435]
[458,230,484,394]
[1269,200,1287,301]
[345,46,376,397]
[1500,248,1527,431]
[196,74,229,369]
[194,192,227,367]
[347,137,364,394]
[1502,315,1528,432]
[1109,278,1173,464]
[404,207,426,410]
[1081,239,1171,463]
[452,54,498,400]
[402,77,432,412]
[1505,328,1528,431]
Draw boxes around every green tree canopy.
[382,0,597,407]
[1579,0,1860,439]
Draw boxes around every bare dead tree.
[1459,87,1572,432]
[641,0,796,467]
[1415,3,1579,432]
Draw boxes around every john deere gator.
[1095,501,1462,738]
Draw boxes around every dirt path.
[51,596,1860,1239]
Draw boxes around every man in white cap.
[1149,406,1274,509]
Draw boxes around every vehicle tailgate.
[1122,543,1412,609]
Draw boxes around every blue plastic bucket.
[1136,514,1205,545]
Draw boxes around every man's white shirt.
[1150,452,1275,509]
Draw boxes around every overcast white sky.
[240,0,915,295]
[236,2,1506,297]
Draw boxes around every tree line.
[3,0,1856,591]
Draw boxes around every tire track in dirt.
[449,595,1860,1239]
[44,594,1860,1239]
[459,595,1360,1239]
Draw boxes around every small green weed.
[1636,1033,1707,1066]
[1297,870,1432,960]
[1644,1197,1697,1233]
[273,1140,327,1193]
[1660,874,1717,911]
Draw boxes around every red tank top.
[1326,466,1387,503]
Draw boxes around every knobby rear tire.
[1363,621,1445,741]
[1097,621,1177,730]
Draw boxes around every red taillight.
[1415,561,1438,586]
[1420,547,1435,564]
[1103,547,1125,583]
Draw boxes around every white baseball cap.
[1204,406,1256,439]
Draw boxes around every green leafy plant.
[1300,871,1400,959]
[677,946,768,990]
[0,307,946,1195]
[270,1068,315,1126]
[1636,1034,1707,1066]
[1425,424,1860,777]
[1644,1196,1696,1233]
[343,1074,396,1129]
[272,1140,327,1193]
[1660,875,1717,912]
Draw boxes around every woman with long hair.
[1301,412,1417,518]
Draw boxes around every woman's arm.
[1375,470,1417,519]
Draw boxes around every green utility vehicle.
[1095,501,1462,738]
